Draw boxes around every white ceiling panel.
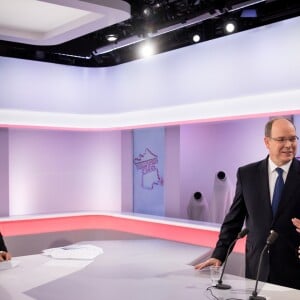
[0,0,130,45]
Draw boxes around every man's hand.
[194,257,222,270]
[292,218,300,233]
[292,218,300,260]
[0,251,12,262]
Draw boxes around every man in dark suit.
[0,232,11,262]
[195,118,300,290]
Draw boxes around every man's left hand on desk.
[0,251,12,262]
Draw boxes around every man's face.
[264,119,298,166]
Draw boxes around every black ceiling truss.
[0,0,299,67]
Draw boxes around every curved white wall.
[0,17,300,129]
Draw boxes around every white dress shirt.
[268,158,292,204]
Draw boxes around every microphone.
[249,230,278,300]
[215,228,249,290]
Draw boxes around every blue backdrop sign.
[133,127,164,216]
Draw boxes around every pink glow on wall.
[179,117,269,219]
[8,129,122,215]
[0,129,9,216]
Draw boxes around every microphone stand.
[249,231,278,300]
[248,244,268,300]
[215,228,249,290]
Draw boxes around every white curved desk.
[0,239,299,300]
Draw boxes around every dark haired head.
[265,117,295,137]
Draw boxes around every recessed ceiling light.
[138,41,155,58]
[106,34,118,42]
[224,21,237,34]
[192,34,201,43]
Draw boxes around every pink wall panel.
[8,129,122,215]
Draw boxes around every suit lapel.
[258,158,273,214]
[260,158,271,201]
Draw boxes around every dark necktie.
[272,167,284,216]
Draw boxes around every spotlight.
[143,7,152,17]
[138,41,155,58]
[224,20,237,34]
[106,34,118,42]
[192,34,201,43]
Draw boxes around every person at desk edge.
[195,118,300,290]
[0,232,11,262]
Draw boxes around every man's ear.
[264,137,270,149]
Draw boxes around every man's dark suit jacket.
[212,157,300,290]
[0,232,8,252]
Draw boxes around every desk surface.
[0,239,299,300]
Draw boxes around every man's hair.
[264,117,296,137]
